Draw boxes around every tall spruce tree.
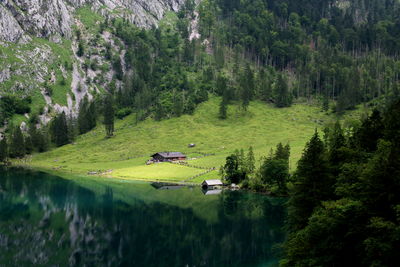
[51,112,69,147]
[239,64,254,111]
[10,126,25,158]
[0,136,8,162]
[78,96,96,134]
[103,94,115,137]
[274,73,292,107]
[246,146,255,174]
[287,131,332,231]
[218,98,227,119]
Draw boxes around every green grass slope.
[26,97,360,183]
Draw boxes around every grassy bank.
[25,97,363,183]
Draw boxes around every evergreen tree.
[239,65,254,111]
[327,121,346,175]
[287,131,332,231]
[215,45,225,69]
[275,142,290,161]
[77,40,85,57]
[216,73,228,96]
[9,126,25,158]
[78,96,97,134]
[274,73,292,107]
[246,146,255,174]
[50,112,69,147]
[25,135,33,154]
[67,115,77,143]
[0,136,8,162]
[218,98,227,119]
[88,101,97,130]
[258,68,273,101]
[103,94,115,137]
[36,129,49,153]
[353,109,384,152]
[322,95,329,111]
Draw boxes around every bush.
[116,108,132,119]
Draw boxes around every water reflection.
[0,167,286,266]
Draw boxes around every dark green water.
[0,167,286,267]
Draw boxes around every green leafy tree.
[221,154,246,184]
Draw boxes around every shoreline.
[7,161,204,185]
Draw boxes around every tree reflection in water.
[0,167,285,266]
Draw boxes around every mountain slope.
[0,0,188,127]
[24,97,363,183]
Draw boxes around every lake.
[0,167,286,266]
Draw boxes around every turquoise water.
[0,167,286,266]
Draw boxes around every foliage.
[50,112,69,147]
[9,126,25,158]
[283,100,400,266]
[103,94,115,137]
[0,136,8,162]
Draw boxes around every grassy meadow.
[25,97,363,183]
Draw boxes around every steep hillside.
[0,0,187,127]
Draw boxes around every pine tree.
[103,94,115,137]
[51,112,69,147]
[258,68,273,101]
[10,126,25,158]
[322,94,329,111]
[78,96,95,135]
[67,115,77,143]
[275,142,290,161]
[274,73,292,107]
[77,40,85,57]
[36,129,49,152]
[25,135,33,154]
[216,73,228,96]
[218,98,227,119]
[88,101,97,130]
[215,45,225,69]
[287,131,332,231]
[0,136,8,162]
[239,66,252,111]
[246,146,255,174]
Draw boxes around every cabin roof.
[152,152,186,158]
[202,179,223,186]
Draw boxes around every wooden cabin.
[202,179,223,189]
[151,152,187,162]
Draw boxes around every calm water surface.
[0,167,285,266]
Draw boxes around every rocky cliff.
[0,0,185,42]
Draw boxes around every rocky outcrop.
[0,0,185,42]
[0,3,30,43]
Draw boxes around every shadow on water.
[0,167,286,267]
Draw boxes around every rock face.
[0,0,185,42]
